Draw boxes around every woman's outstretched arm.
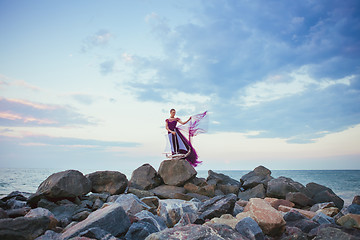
[178,116,191,125]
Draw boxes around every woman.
[165,109,203,167]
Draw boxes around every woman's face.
[170,110,176,117]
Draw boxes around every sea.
[0,168,359,206]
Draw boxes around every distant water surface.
[0,168,358,206]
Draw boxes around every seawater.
[0,168,359,206]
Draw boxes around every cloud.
[0,74,41,91]
[100,59,115,75]
[116,1,360,143]
[0,97,92,127]
[81,29,113,53]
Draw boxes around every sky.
[0,0,359,171]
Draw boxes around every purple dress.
[166,118,202,167]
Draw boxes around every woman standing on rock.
[165,109,208,167]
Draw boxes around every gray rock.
[25,207,58,229]
[47,203,82,225]
[126,221,160,240]
[207,170,240,186]
[312,226,356,240]
[1,191,29,202]
[128,187,155,199]
[6,198,27,209]
[88,193,110,203]
[146,223,247,240]
[79,227,118,240]
[135,210,167,232]
[281,226,308,240]
[60,203,130,240]
[72,210,90,221]
[114,193,151,216]
[35,230,61,240]
[158,159,197,186]
[283,210,306,222]
[0,216,51,240]
[174,212,199,227]
[6,207,31,218]
[157,199,201,227]
[311,212,335,225]
[0,208,8,219]
[238,184,266,201]
[186,192,210,201]
[240,166,272,189]
[37,198,58,210]
[266,177,305,199]
[233,203,244,216]
[217,184,240,195]
[86,171,128,195]
[310,202,336,212]
[149,185,186,199]
[92,198,104,210]
[305,182,344,209]
[129,164,162,190]
[235,217,265,240]
[334,204,360,221]
[286,218,319,234]
[352,195,360,205]
[140,196,160,215]
[286,192,314,207]
[198,194,237,220]
[28,170,91,207]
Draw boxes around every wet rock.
[114,193,151,216]
[157,198,201,227]
[149,185,186,199]
[146,223,246,240]
[198,194,237,221]
[266,177,305,199]
[305,182,344,209]
[79,227,117,240]
[28,170,91,207]
[310,202,336,212]
[264,197,295,210]
[235,216,265,240]
[25,207,58,229]
[158,159,197,186]
[128,187,155,199]
[129,164,162,190]
[336,214,360,229]
[238,184,266,201]
[352,195,360,205]
[243,198,286,236]
[311,212,335,225]
[240,166,273,189]
[0,216,51,240]
[207,170,240,186]
[86,171,127,195]
[60,203,131,240]
[278,205,316,219]
[312,226,356,240]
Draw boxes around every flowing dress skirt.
[168,128,202,167]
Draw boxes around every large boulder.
[149,185,186,199]
[305,182,344,209]
[238,184,266,201]
[336,214,360,229]
[0,216,51,240]
[129,164,162,190]
[114,193,152,216]
[86,171,128,195]
[286,192,314,207]
[198,194,237,221]
[146,223,247,240]
[266,177,305,199]
[28,170,91,206]
[158,159,197,186]
[60,203,131,240]
[243,198,286,236]
[207,170,240,186]
[157,199,201,227]
[240,166,273,189]
[25,207,58,229]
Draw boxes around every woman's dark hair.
[170,108,176,113]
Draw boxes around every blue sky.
[0,0,359,171]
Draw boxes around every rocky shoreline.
[0,159,359,240]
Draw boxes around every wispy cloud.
[0,97,92,127]
[81,29,113,53]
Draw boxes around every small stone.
[72,211,90,222]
